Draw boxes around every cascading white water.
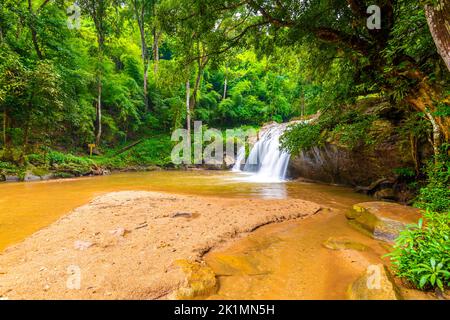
[232,145,246,172]
[232,124,291,183]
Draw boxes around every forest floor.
[0,191,322,299]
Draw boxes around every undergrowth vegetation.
[388,211,450,292]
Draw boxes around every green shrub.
[280,123,322,155]
[388,211,450,291]
[331,121,374,149]
[393,167,416,179]
[96,135,173,169]
[415,149,450,213]
[0,160,18,175]
[26,153,47,167]
[281,108,380,154]
[416,186,450,213]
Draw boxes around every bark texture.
[425,1,450,72]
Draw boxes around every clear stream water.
[0,170,371,252]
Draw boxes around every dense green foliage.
[281,104,383,153]
[0,135,172,179]
[390,149,450,292]
[388,211,450,291]
[415,150,450,213]
[0,0,304,163]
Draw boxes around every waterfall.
[232,145,246,172]
[232,124,291,183]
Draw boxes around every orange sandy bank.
[0,191,321,299]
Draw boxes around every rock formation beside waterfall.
[279,98,434,202]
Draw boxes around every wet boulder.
[347,264,402,300]
[171,260,218,300]
[346,202,421,242]
[24,172,41,182]
[4,175,19,182]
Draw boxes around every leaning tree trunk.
[425,1,450,72]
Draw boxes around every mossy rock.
[346,202,421,242]
[347,264,402,300]
[172,260,218,300]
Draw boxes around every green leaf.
[419,274,430,288]
[430,274,436,286]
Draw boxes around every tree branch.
[314,27,370,55]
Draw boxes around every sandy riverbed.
[0,191,322,299]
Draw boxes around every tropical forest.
[0,0,449,301]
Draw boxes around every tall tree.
[129,0,153,111]
[79,0,112,148]
[26,0,52,59]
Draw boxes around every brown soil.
[0,191,321,300]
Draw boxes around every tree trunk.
[28,0,43,60]
[2,109,12,160]
[190,67,202,110]
[425,2,450,72]
[153,28,160,77]
[186,80,191,146]
[190,56,208,111]
[223,77,227,100]
[2,109,7,148]
[223,64,228,100]
[139,22,149,111]
[95,26,104,148]
[406,77,449,156]
[425,109,442,157]
[143,63,149,111]
[301,88,305,118]
[96,76,102,147]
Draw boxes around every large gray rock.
[4,175,19,182]
[287,139,411,187]
[24,172,41,182]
